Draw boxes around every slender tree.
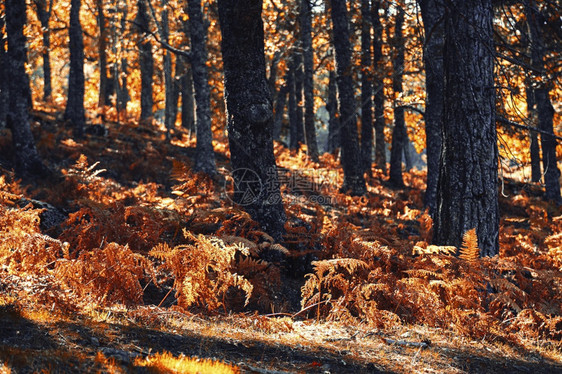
[525,82,541,182]
[389,7,406,187]
[419,0,444,214]
[5,0,45,175]
[64,0,86,138]
[97,0,110,108]
[180,62,195,136]
[217,0,287,241]
[288,61,299,149]
[273,83,288,141]
[434,0,499,256]
[360,0,373,174]
[0,15,7,129]
[301,0,319,161]
[326,69,340,153]
[329,0,366,195]
[135,0,154,122]
[33,0,53,101]
[162,0,174,136]
[524,0,561,203]
[372,0,386,174]
[294,52,305,148]
[187,0,217,175]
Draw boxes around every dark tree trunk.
[326,69,340,153]
[180,61,195,136]
[5,0,45,175]
[187,0,217,175]
[162,0,174,136]
[301,0,319,162]
[273,83,288,141]
[526,83,541,182]
[136,0,154,122]
[419,0,445,214]
[34,0,53,101]
[288,62,299,150]
[294,52,305,149]
[360,0,373,175]
[389,8,406,187]
[117,3,129,113]
[525,0,561,202]
[97,0,110,108]
[330,0,366,195]
[372,0,386,174]
[0,16,7,129]
[434,0,499,256]
[217,0,287,241]
[64,0,85,138]
[268,52,280,104]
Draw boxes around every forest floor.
[0,112,561,373]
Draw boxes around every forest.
[0,0,561,372]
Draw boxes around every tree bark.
[288,62,299,150]
[180,61,195,136]
[96,0,110,108]
[217,0,287,241]
[136,0,154,122]
[329,0,366,195]
[64,0,86,138]
[434,0,499,256]
[419,0,444,214]
[372,0,386,174]
[117,3,129,114]
[524,0,561,202]
[162,0,174,136]
[301,0,319,162]
[294,52,305,149]
[389,8,406,187]
[0,16,7,129]
[187,0,217,175]
[525,83,541,182]
[5,0,45,176]
[34,0,53,101]
[360,0,373,175]
[326,69,340,154]
[273,83,288,141]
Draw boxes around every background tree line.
[0,0,560,257]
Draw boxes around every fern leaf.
[459,228,479,260]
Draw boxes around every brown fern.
[459,228,479,260]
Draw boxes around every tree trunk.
[5,0,45,176]
[187,0,217,175]
[434,0,499,256]
[34,0,53,101]
[288,62,299,150]
[97,0,110,108]
[329,0,366,195]
[136,0,154,122]
[180,61,195,136]
[273,83,288,141]
[301,0,319,162]
[162,0,174,136]
[389,8,405,187]
[360,0,373,175]
[419,0,445,214]
[525,0,561,202]
[372,0,386,174]
[117,3,129,114]
[294,52,305,149]
[64,0,85,138]
[0,16,7,129]
[217,0,286,241]
[326,69,340,154]
[526,83,541,182]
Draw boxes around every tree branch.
[496,115,562,142]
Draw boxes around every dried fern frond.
[459,228,479,260]
[413,245,457,256]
